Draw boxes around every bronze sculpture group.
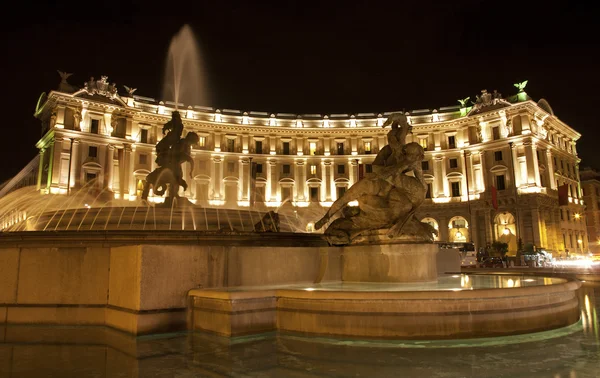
[315,113,437,245]
[141,111,199,204]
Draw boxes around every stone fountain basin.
[190,277,581,340]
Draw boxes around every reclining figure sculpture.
[314,113,437,245]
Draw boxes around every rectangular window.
[365,164,373,173]
[88,146,97,158]
[553,156,557,168]
[282,164,290,174]
[492,126,500,140]
[448,135,456,149]
[283,142,290,155]
[451,181,461,197]
[337,164,345,174]
[139,154,147,165]
[227,139,235,152]
[255,140,263,154]
[310,165,317,175]
[337,186,346,199]
[560,209,564,220]
[140,129,148,144]
[419,137,428,151]
[90,119,99,134]
[494,151,503,161]
[364,141,371,154]
[421,161,429,171]
[310,187,319,202]
[256,164,263,174]
[86,172,97,183]
[337,142,345,155]
[563,233,566,248]
[426,183,432,199]
[566,210,570,221]
[199,136,206,147]
[309,142,317,155]
[496,174,506,190]
[449,158,458,169]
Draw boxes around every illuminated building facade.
[580,167,600,255]
[31,76,585,255]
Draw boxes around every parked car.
[480,257,504,268]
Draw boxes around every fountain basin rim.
[190,277,581,300]
[0,230,329,248]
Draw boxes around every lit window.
[496,174,505,190]
[419,137,428,151]
[451,182,461,197]
[364,141,371,154]
[88,146,97,158]
[309,142,317,156]
[199,136,206,147]
[448,136,456,149]
[310,165,317,175]
[140,129,148,144]
[227,139,235,152]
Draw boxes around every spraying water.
[163,24,209,108]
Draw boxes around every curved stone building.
[30,75,585,256]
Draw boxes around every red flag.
[491,185,498,211]
[557,184,569,206]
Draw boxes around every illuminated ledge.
[189,278,581,340]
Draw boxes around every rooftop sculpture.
[142,111,199,206]
[315,113,437,245]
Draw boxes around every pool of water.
[1,284,598,378]
[221,274,566,293]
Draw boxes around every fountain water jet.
[163,24,209,108]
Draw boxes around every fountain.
[0,25,582,341]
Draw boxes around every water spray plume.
[163,24,209,108]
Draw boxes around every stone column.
[323,160,333,201]
[441,156,449,197]
[349,159,358,187]
[511,143,521,188]
[240,158,250,201]
[51,138,63,189]
[268,159,278,202]
[546,149,556,189]
[105,144,114,191]
[433,156,443,198]
[69,139,80,190]
[123,144,132,199]
[35,148,45,192]
[295,160,305,200]
[531,208,542,247]
[524,140,540,186]
[211,156,223,201]
[484,210,493,244]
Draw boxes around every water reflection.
[1,285,599,378]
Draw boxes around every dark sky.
[2,1,598,183]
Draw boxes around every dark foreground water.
[1,285,599,378]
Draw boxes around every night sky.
[2,1,598,183]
